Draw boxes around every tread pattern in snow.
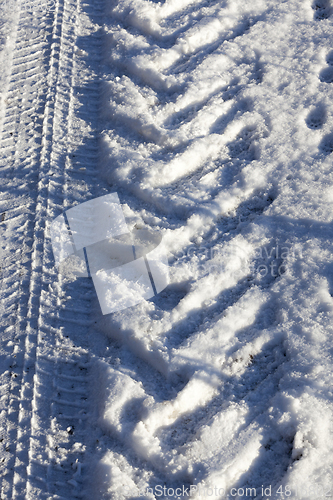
[0,0,105,497]
[3,0,329,498]
[91,0,295,497]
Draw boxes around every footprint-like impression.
[319,132,333,154]
[312,0,332,19]
[319,51,333,83]
[305,103,327,129]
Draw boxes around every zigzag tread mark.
[88,0,297,498]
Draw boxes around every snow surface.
[1,0,333,498]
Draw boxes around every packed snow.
[0,0,333,499]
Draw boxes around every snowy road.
[1,0,333,499]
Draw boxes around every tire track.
[23,0,107,496]
[92,0,296,497]
[0,0,105,497]
[0,7,58,496]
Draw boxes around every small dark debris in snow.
[306,104,327,129]
[312,0,332,19]
[319,133,333,154]
[319,66,333,83]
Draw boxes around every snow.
[1,0,333,498]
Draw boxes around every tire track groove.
[0,0,103,496]
[91,0,289,496]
